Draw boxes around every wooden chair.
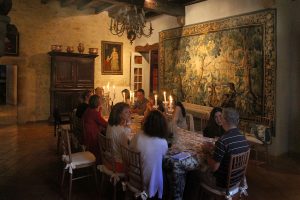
[54,107,70,154]
[97,134,126,200]
[69,109,85,152]
[60,128,97,200]
[200,117,209,131]
[199,149,250,200]
[186,113,195,132]
[120,145,148,200]
[249,116,273,164]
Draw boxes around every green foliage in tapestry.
[163,25,264,117]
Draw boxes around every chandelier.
[109,5,153,44]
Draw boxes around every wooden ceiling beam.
[41,0,49,4]
[95,2,117,14]
[60,0,77,7]
[77,0,102,10]
[144,0,185,16]
[100,0,144,6]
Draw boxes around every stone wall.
[0,0,134,123]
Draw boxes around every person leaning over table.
[82,94,108,164]
[130,110,169,200]
[106,102,131,172]
[131,88,149,115]
[184,108,249,200]
[203,107,225,138]
[76,90,92,118]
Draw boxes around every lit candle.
[163,91,167,102]
[132,91,135,102]
[107,82,110,92]
[129,91,132,103]
[122,92,125,102]
[154,94,158,107]
[169,95,173,107]
[113,85,115,95]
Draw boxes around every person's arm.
[207,139,225,172]
[95,110,108,128]
[172,106,180,124]
[207,157,220,172]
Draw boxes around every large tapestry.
[159,9,276,120]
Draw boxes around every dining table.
[129,114,215,200]
[163,128,215,200]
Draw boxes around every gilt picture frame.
[101,41,123,75]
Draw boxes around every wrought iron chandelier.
[109,5,153,44]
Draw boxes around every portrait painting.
[101,41,123,75]
[159,9,276,124]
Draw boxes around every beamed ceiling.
[41,0,206,18]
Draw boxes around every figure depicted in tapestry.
[221,82,237,108]
[162,25,264,118]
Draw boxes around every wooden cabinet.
[48,52,98,121]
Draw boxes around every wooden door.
[130,52,149,97]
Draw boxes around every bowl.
[88,48,98,55]
[51,45,62,52]
[66,46,74,53]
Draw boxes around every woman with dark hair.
[106,102,131,172]
[203,107,225,138]
[130,110,168,200]
[121,88,131,104]
[172,101,188,130]
[82,94,108,163]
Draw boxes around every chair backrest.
[120,145,144,191]
[186,113,195,132]
[226,149,250,190]
[200,117,209,131]
[69,109,76,133]
[61,129,72,163]
[98,134,116,171]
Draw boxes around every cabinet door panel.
[76,58,94,87]
[54,56,75,87]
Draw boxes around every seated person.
[203,107,225,138]
[82,94,108,164]
[95,86,109,116]
[172,101,188,130]
[184,108,249,200]
[130,110,168,200]
[76,90,92,118]
[121,88,131,104]
[106,102,131,172]
[131,89,149,116]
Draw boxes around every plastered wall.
[0,0,134,123]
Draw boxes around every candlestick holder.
[163,101,168,112]
[153,105,159,110]
[104,92,111,113]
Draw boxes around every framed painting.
[5,24,19,56]
[101,41,123,75]
[159,9,276,131]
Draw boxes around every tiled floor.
[0,122,300,200]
